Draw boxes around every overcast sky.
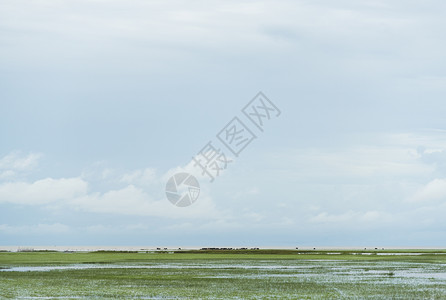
[1,0,446,247]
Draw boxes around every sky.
[1,0,446,247]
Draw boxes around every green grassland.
[1,250,446,299]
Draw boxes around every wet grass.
[1,250,446,299]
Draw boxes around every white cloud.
[0,152,42,179]
[242,212,264,222]
[259,132,446,186]
[0,177,87,205]
[233,187,260,200]
[0,223,70,235]
[266,146,431,184]
[1,130,446,241]
[0,152,41,171]
[120,168,157,186]
[0,170,15,180]
[0,158,225,220]
[397,76,446,92]
[409,178,446,203]
[310,210,393,224]
[68,183,223,219]
[2,0,440,72]
[310,211,358,223]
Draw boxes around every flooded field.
[1,251,446,299]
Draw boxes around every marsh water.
[2,255,446,298]
[3,260,446,281]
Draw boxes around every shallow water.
[0,262,323,272]
[2,260,446,298]
[2,260,446,283]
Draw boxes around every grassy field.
[1,249,446,299]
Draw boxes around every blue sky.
[1,0,446,247]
